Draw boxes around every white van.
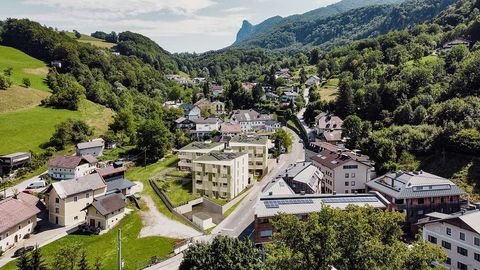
[26,180,47,189]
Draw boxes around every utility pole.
[118,229,122,270]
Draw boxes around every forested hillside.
[232,0,456,50]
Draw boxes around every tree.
[0,74,12,89]
[30,245,46,270]
[93,257,103,270]
[77,249,89,270]
[412,105,427,125]
[252,83,265,102]
[335,74,355,118]
[23,78,31,88]
[180,236,263,270]
[299,67,307,84]
[49,119,92,150]
[342,115,364,149]
[137,118,173,162]
[73,30,81,39]
[272,128,293,152]
[393,104,413,125]
[16,251,30,270]
[3,67,13,77]
[51,243,81,270]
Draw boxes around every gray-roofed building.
[84,193,126,231]
[0,193,42,252]
[254,192,389,244]
[366,171,466,226]
[420,210,480,269]
[48,155,97,180]
[0,152,31,176]
[42,173,107,226]
[76,139,104,157]
[281,162,323,194]
[230,109,273,132]
[315,113,344,143]
[262,178,295,196]
[96,165,136,196]
[229,135,270,177]
[178,142,225,171]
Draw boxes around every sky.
[0,0,340,53]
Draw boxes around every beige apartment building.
[192,151,248,200]
[229,135,269,177]
[177,142,225,171]
[42,173,107,226]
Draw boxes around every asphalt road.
[2,173,45,198]
[148,128,305,270]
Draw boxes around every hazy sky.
[0,0,340,53]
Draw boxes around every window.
[260,230,273,238]
[351,173,356,178]
[74,196,78,202]
[475,237,480,246]
[55,208,59,214]
[446,227,451,236]
[428,235,437,244]
[460,232,465,241]
[74,216,78,220]
[475,253,480,262]
[345,173,349,179]
[345,181,349,186]
[27,219,31,224]
[442,240,451,249]
[351,181,355,186]
[445,257,451,265]
[86,193,90,198]
[343,165,358,169]
[55,198,60,203]
[418,198,424,204]
[457,262,467,270]
[457,246,468,256]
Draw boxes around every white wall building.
[48,155,97,180]
[230,109,273,132]
[76,139,105,157]
[421,210,480,270]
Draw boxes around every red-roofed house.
[0,193,42,252]
[220,123,242,137]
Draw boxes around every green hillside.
[65,31,116,49]
[0,45,49,91]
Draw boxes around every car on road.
[26,180,46,189]
[13,246,34,257]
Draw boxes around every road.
[147,128,305,270]
[297,87,315,142]
[2,173,45,198]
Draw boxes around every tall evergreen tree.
[16,251,30,270]
[77,250,89,270]
[30,246,46,270]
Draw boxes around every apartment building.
[281,162,323,194]
[254,192,390,244]
[177,142,225,171]
[192,151,248,200]
[48,155,97,180]
[311,148,375,194]
[42,173,107,226]
[229,135,269,177]
[421,210,480,270]
[0,193,41,252]
[366,171,466,227]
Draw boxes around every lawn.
[0,85,49,113]
[0,99,113,154]
[156,178,199,207]
[98,145,136,161]
[319,78,339,102]
[0,211,176,270]
[66,32,116,49]
[0,45,50,92]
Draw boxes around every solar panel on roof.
[263,198,314,208]
[321,197,378,204]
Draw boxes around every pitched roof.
[87,193,125,216]
[50,173,106,199]
[323,130,343,142]
[366,171,465,199]
[49,155,97,169]
[96,166,126,178]
[262,178,295,196]
[194,117,221,124]
[0,193,41,233]
[76,140,104,150]
[194,98,210,107]
[419,210,480,235]
[311,150,357,169]
[231,110,272,122]
[221,123,241,134]
[106,178,136,194]
[316,113,343,129]
[179,142,224,151]
[311,142,374,167]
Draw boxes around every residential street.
[3,173,45,198]
[147,127,305,270]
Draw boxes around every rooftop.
[194,117,221,124]
[0,152,30,158]
[221,123,241,134]
[255,192,389,218]
[420,210,480,234]
[76,140,104,150]
[231,109,272,123]
[316,113,343,130]
[262,178,295,196]
[106,178,136,194]
[194,151,247,162]
[366,171,465,199]
[48,155,97,169]
[229,135,269,145]
[179,142,224,151]
[310,142,374,166]
[0,193,41,233]
[86,193,125,216]
[311,150,357,170]
[48,173,106,199]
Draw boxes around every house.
[265,92,279,101]
[254,192,390,244]
[212,101,226,115]
[274,68,292,81]
[48,155,97,180]
[177,142,225,171]
[229,135,270,177]
[220,123,242,138]
[163,100,184,109]
[265,120,282,132]
[315,113,344,143]
[194,99,226,116]
[175,117,195,130]
[230,109,273,132]
[0,193,42,252]
[96,166,136,196]
[305,76,321,87]
[76,139,105,157]
[281,91,299,103]
[420,210,480,269]
[281,162,323,194]
[311,148,376,194]
[366,171,466,227]
[186,106,202,121]
[42,173,107,226]
[261,178,295,196]
[0,152,31,176]
[211,84,224,97]
[165,75,190,86]
[193,117,222,138]
[442,38,471,50]
[83,193,126,231]
[193,77,206,84]
[192,151,249,200]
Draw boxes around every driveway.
[139,196,201,239]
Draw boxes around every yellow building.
[229,136,269,177]
[83,193,126,231]
[177,142,225,171]
[192,151,248,200]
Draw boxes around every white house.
[83,193,126,231]
[48,155,97,180]
[76,139,105,157]
[421,210,480,270]
[193,117,222,138]
[230,109,273,132]
[186,106,202,121]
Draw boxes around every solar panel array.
[264,198,314,208]
[321,197,378,204]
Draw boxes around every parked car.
[26,181,46,189]
[22,190,33,194]
[13,246,34,257]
